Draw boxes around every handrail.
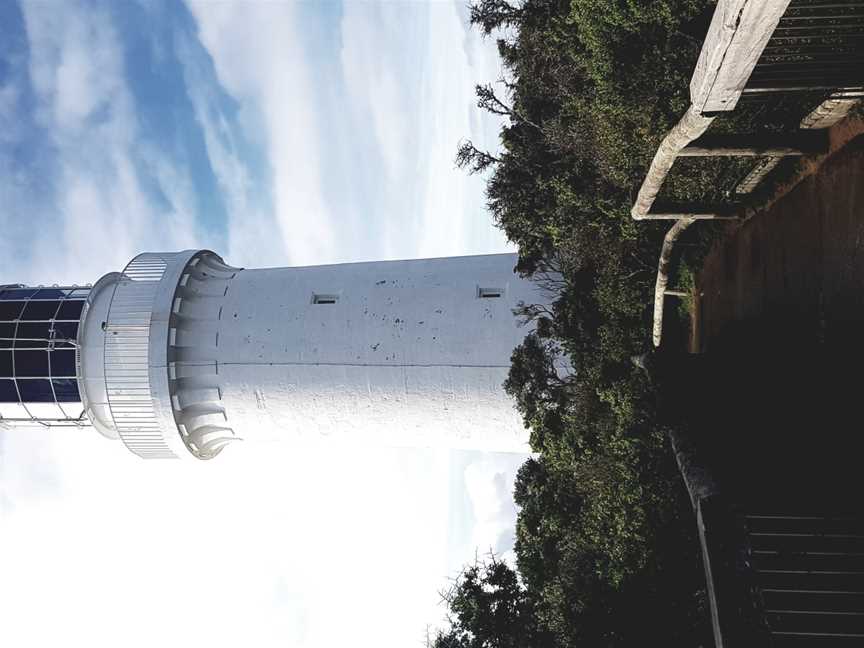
[631,0,793,346]
[631,108,715,221]
[652,218,696,347]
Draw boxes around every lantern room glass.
[0,286,90,426]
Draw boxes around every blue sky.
[0,0,511,283]
[0,2,524,647]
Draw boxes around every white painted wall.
[70,251,552,457]
[206,254,546,452]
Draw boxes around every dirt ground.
[694,132,864,354]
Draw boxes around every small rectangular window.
[0,323,14,348]
[0,379,18,402]
[477,287,504,299]
[17,378,54,402]
[53,321,79,341]
[21,300,60,321]
[56,300,85,320]
[14,350,49,377]
[0,301,26,321]
[0,351,12,378]
[312,294,338,305]
[53,378,81,402]
[15,322,50,348]
[51,350,77,377]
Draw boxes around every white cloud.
[1,431,459,648]
[23,3,124,135]
[338,1,513,261]
[339,4,411,186]
[0,1,204,286]
[185,0,512,268]
[464,456,522,563]
[184,1,335,268]
[175,30,285,268]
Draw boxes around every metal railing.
[104,253,178,459]
[747,513,864,644]
[0,285,91,427]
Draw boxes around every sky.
[0,1,526,647]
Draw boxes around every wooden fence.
[632,0,863,346]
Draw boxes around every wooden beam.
[680,145,802,157]
[744,85,864,94]
[680,132,828,157]
[631,107,715,220]
[690,0,792,113]
[641,213,739,220]
[736,96,861,194]
[642,202,741,220]
[800,96,862,129]
[735,158,781,195]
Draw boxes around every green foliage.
[675,262,696,321]
[440,0,827,645]
[435,0,724,646]
[432,555,556,648]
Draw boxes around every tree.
[475,83,541,130]
[431,555,555,648]
[433,0,736,645]
[469,0,523,35]
[503,333,570,440]
[455,139,501,175]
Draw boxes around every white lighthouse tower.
[0,250,552,459]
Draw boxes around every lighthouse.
[0,250,552,459]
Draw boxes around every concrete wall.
[203,254,547,451]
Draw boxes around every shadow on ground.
[657,348,864,511]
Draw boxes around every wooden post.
[631,107,715,220]
[653,219,695,347]
[691,0,793,112]
[639,212,738,220]
[680,132,828,157]
[633,1,791,219]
